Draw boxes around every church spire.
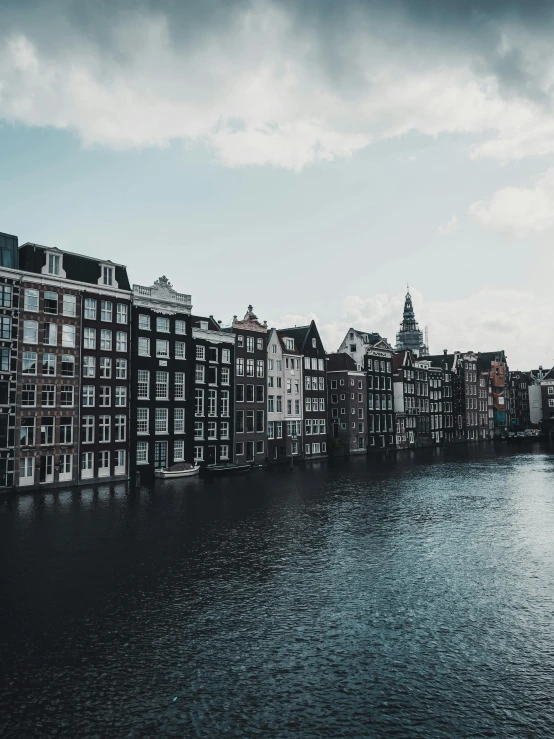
[396,285,427,356]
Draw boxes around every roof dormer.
[98,262,118,289]
[41,248,66,278]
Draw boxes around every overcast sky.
[0,0,553,368]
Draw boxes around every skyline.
[1,0,554,368]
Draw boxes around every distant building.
[131,276,193,478]
[327,353,367,455]
[277,321,327,459]
[228,306,268,465]
[17,242,132,487]
[508,371,531,430]
[396,288,428,356]
[540,367,554,436]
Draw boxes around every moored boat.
[154,463,201,479]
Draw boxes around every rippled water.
[1,444,554,738]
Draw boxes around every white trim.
[192,328,235,345]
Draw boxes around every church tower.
[396,286,428,356]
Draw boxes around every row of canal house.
[4,229,547,490]
[507,366,554,435]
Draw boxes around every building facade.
[229,307,267,465]
[131,277,193,479]
[193,315,235,466]
[17,243,132,488]
[327,353,367,455]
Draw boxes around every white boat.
[154,463,201,479]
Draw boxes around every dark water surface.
[2,445,554,739]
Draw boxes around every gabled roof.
[192,314,221,332]
[277,322,316,354]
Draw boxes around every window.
[116,331,128,352]
[246,359,254,376]
[60,325,75,348]
[256,410,264,432]
[199,321,209,330]
[47,253,61,275]
[24,288,39,312]
[40,417,54,445]
[100,301,113,322]
[80,416,94,444]
[83,327,96,349]
[23,320,38,343]
[0,317,10,342]
[115,387,127,407]
[20,418,35,446]
[247,336,254,352]
[208,389,217,416]
[42,384,55,407]
[137,370,150,399]
[153,408,167,434]
[44,291,58,314]
[256,440,264,454]
[194,445,204,461]
[174,439,184,461]
[115,415,126,442]
[83,356,95,377]
[157,317,170,332]
[236,410,244,433]
[99,416,111,443]
[222,349,230,363]
[209,347,218,362]
[137,408,149,434]
[312,338,317,348]
[247,385,255,403]
[208,366,217,385]
[237,336,244,347]
[137,442,148,464]
[235,442,244,456]
[82,386,95,406]
[138,337,150,356]
[196,364,205,383]
[156,340,169,358]
[116,303,128,324]
[84,298,97,319]
[100,329,112,351]
[19,457,35,484]
[175,320,186,334]
[195,389,204,416]
[236,358,244,376]
[220,444,229,460]
[62,295,76,317]
[99,357,112,378]
[221,421,229,439]
[139,314,150,330]
[175,342,186,359]
[246,411,254,433]
[61,355,74,377]
[285,338,294,351]
[256,360,264,378]
[0,284,12,308]
[196,345,205,361]
[194,421,204,439]
[22,384,36,407]
[175,372,185,400]
[221,367,230,385]
[276,396,282,412]
[174,408,185,433]
[208,421,217,439]
[101,266,114,286]
[60,385,74,407]
[22,351,37,375]
[156,371,169,399]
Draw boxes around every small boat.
[154,463,201,479]
[203,463,252,476]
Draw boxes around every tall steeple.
[396,286,427,356]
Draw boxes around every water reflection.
[1,444,554,739]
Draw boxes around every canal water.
[1,444,554,739]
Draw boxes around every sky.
[0,0,553,369]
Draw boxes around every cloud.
[2,1,554,168]
[438,215,458,236]
[468,167,554,236]
[272,287,554,370]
